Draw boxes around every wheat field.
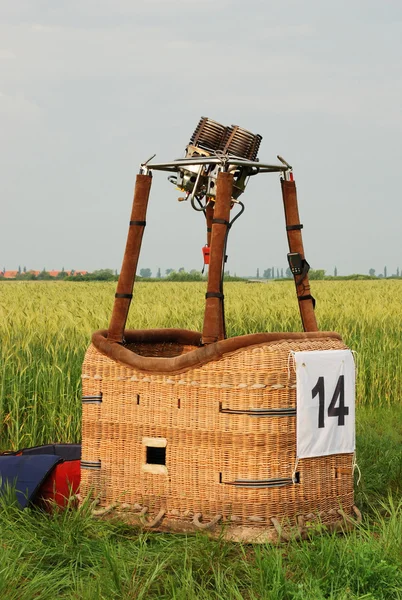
[1,280,402,598]
[0,280,401,451]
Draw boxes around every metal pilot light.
[81,117,359,542]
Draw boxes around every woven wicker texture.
[81,334,354,533]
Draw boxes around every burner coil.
[218,126,262,161]
[190,117,226,153]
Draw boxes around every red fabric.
[202,245,210,265]
[39,460,81,507]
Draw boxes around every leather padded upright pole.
[281,178,318,332]
[108,174,152,343]
[202,172,233,344]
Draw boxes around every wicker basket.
[81,329,356,542]
[80,171,358,542]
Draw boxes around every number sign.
[294,349,355,459]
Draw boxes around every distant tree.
[157,267,161,278]
[397,267,400,278]
[309,269,326,280]
[369,268,376,277]
[37,269,53,280]
[272,266,275,278]
[23,266,27,273]
[139,268,152,278]
[256,268,260,279]
[16,271,36,280]
[384,266,387,278]
[88,269,115,281]
[23,271,36,280]
[167,270,203,281]
[263,268,272,279]
[378,273,384,279]
[334,266,338,277]
[276,268,280,278]
[114,269,118,276]
[281,268,284,278]
[286,267,292,278]
[165,268,173,276]
[188,269,204,280]
[18,265,21,274]
[56,268,68,279]
[68,272,84,281]
[178,267,185,273]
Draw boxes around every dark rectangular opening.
[146,446,166,465]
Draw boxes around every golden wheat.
[0,280,400,450]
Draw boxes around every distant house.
[0,269,88,279]
[50,270,88,277]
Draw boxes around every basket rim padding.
[92,328,342,375]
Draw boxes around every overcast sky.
[1,0,401,276]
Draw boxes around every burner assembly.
[167,117,263,203]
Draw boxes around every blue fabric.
[20,444,81,461]
[0,454,62,508]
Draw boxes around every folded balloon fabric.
[0,444,81,509]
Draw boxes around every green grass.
[1,281,402,598]
[1,490,402,599]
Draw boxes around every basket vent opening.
[146,446,166,465]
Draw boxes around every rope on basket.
[92,502,118,517]
[338,505,362,526]
[270,517,299,542]
[296,514,306,537]
[87,499,361,537]
[89,501,165,527]
[271,504,362,542]
[140,508,166,528]
[193,513,222,530]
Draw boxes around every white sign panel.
[294,349,355,459]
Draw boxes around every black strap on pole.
[299,294,316,308]
[212,218,230,227]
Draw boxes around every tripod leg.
[202,172,233,344]
[108,174,152,343]
[281,178,318,332]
